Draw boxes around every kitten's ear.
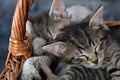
[49,0,67,20]
[89,5,103,27]
[42,42,67,57]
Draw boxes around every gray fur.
[21,4,92,80]
[43,6,120,80]
[21,56,52,80]
[25,5,91,56]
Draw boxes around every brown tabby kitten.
[43,6,120,80]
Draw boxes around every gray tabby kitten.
[21,56,110,80]
[43,6,120,80]
[26,0,91,56]
[26,0,69,56]
[21,0,92,80]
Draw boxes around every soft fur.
[21,0,94,80]
[43,6,120,80]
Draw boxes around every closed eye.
[78,50,88,60]
[78,50,83,54]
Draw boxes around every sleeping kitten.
[43,6,120,80]
[26,0,69,56]
[21,0,92,80]
[21,56,110,80]
[26,0,91,56]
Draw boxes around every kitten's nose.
[92,59,98,64]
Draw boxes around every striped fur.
[59,65,110,80]
[21,1,118,79]
[21,55,111,80]
[42,6,120,80]
[21,3,94,80]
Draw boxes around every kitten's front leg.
[39,58,60,80]
[33,37,47,56]
[21,56,52,80]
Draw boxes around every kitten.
[21,0,92,80]
[21,56,110,80]
[26,0,91,56]
[26,0,69,56]
[43,6,120,80]
[21,53,110,80]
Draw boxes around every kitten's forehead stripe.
[65,23,94,50]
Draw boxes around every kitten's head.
[26,0,69,39]
[26,0,92,39]
[42,6,110,68]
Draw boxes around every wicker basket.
[0,0,120,80]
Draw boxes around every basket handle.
[0,0,34,80]
[105,21,120,27]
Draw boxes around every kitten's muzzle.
[89,52,98,64]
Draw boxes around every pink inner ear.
[42,42,67,57]
[53,0,65,10]
[49,0,67,19]
[89,6,103,26]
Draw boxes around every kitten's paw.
[37,58,60,80]
[33,38,47,56]
[20,63,41,80]
[21,56,52,80]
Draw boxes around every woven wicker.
[0,0,120,80]
[0,0,34,80]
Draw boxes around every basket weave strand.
[0,0,34,80]
[0,0,120,80]
[105,21,120,27]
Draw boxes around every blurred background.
[0,0,120,73]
